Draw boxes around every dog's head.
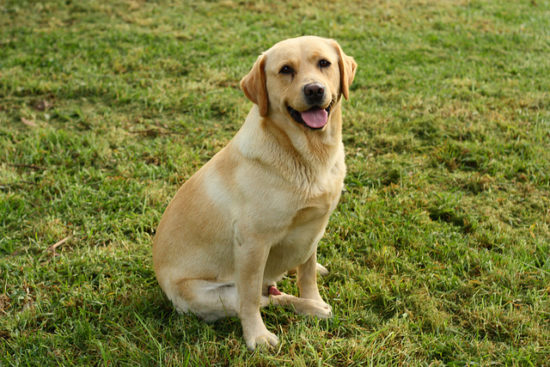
[240,36,357,130]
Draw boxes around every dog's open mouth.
[287,101,333,130]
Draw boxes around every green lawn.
[1,0,549,365]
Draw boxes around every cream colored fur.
[153,36,356,350]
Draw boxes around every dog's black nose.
[303,83,325,105]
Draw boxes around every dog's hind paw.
[316,263,329,276]
[293,299,332,319]
[310,300,332,318]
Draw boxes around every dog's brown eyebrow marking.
[308,52,333,65]
[307,49,328,60]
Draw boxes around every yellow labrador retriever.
[153,36,356,350]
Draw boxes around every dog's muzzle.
[287,100,333,130]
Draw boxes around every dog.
[153,36,356,350]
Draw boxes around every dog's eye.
[279,65,294,75]
[319,59,331,68]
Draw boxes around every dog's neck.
[233,103,344,191]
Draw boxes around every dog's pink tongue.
[301,108,328,129]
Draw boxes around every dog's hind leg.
[287,262,329,276]
[165,279,240,322]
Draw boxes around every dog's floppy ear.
[240,54,268,117]
[332,41,357,100]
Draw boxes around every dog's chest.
[265,161,344,275]
[302,154,346,212]
[264,191,339,280]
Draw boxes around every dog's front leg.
[234,240,279,350]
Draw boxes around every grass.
[1,0,549,365]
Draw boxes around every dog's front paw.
[244,328,279,351]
